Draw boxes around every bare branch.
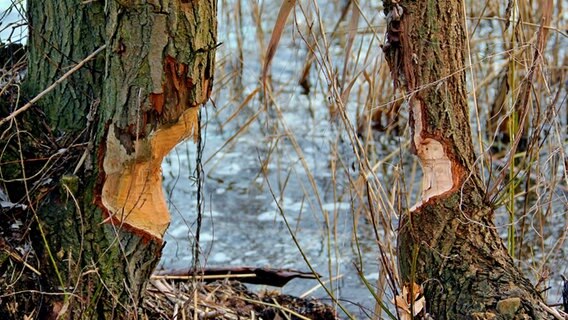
[0,44,106,128]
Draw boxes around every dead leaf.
[393,282,425,319]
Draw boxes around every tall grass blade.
[262,0,296,86]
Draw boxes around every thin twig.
[0,44,106,128]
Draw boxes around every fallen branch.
[153,266,319,287]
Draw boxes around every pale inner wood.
[101,108,198,238]
[411,100,454,211]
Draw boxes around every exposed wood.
[102,105,199,239]
[381,0,554,318]
[409,99,455,210]
[0,0,217,318]
[100,0,216,240]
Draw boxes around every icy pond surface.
[158,63,384,317]
[158,2,391,317]
[153,1,568,318]
[0,0,565,317]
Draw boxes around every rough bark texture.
[381,0,553,319]
[101,0,216,239]
[0,0,216,319]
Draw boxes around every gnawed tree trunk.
[1,0,216,318]
[381,0,553,318]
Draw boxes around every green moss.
[444,193,460,210]
[0,251,9,266]
[60,175,80,195]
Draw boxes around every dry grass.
[143,279,338,320]
[206,0,567,318]
[0,0,566,319]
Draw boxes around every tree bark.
[381,0,553,318]
[1,1,216,319]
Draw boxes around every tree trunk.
[381,0,553,318]
[1,1,216,319]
